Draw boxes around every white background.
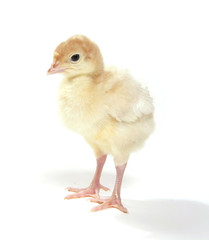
[0,0,209,239]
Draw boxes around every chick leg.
[65,155,109,199]
[90,163,128,213]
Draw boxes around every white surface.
[0,0,209,239]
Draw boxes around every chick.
[47,35,154,213]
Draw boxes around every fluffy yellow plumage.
[48,35,154,213]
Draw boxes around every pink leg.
[65,155,109,199]
[90,163,128,213]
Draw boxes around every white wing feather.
[133,87,154,118]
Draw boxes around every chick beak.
[47,62,66,75]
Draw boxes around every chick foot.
[90,196,128,213]
[65,155,108,199]
[65,184,109,199]
[90,162,128,213]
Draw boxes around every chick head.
[47,35,104,78]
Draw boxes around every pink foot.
[65,184,109,199]
[90,196,128,213]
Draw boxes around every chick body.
[58,66,154,165]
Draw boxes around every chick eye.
[70,54,80,62]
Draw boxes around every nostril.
[53,61,59,68]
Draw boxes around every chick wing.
[104,69,154,123]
